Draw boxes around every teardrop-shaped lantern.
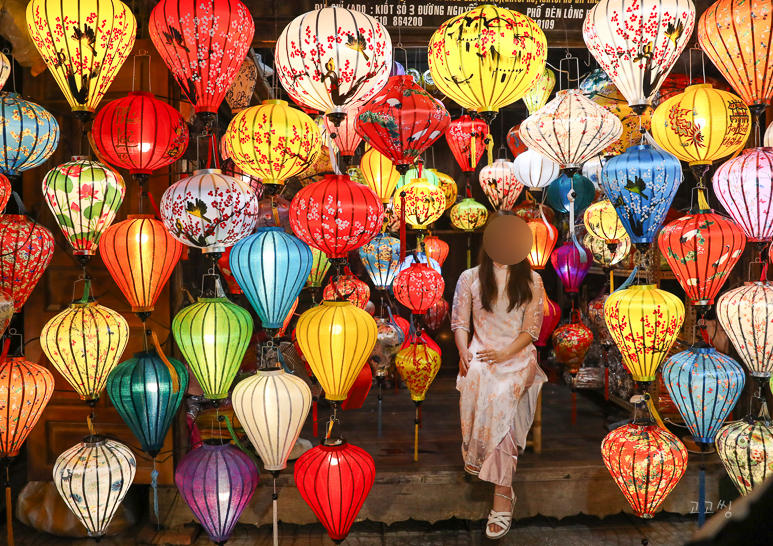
[527,219,559,270]
[446,115,488,173]
[225,57,259,114]
[395,341,442,402]
[0,93,60,176]
[393,262,445,316]
[513,149,561,190]
[450,198,488,231]
[0,215,55,311]
[551,241,592,293]
[393,178,446,230]
[359,234,401,290]
[359,148,401,204]
[717,416,773,495]
[307,248,331,289]
[479,159,524,210]
[717,282,773,379]
[323,274,370,309]
[584,200,627,244]
[423,235,449,267]
[546,173,595,213]
[523,68,556,115]
[324,106,363,159]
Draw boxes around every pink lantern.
[324,106,363,160]
[551,241,592,294]
[536,294,561,348]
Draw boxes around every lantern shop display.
[584,233,631,268]
[393,262,445,315]
[552,311,594,374]
[359,234,401,290]
[425,298,449,332]
[716,416,773,496]
[423,236,449,267]
[546,174,595,214]
[479,159,524,210]
[523,68,556,115]
[513,149,561,191]
[324,106,362,161]
[584,200,627,244]
[359,148,401,203]
[446,115,489,174]
[0,215,55,311]
[27,0,136,118]
[450,198,488,231]
[536,294,561,348]
[0,93,59,176]
[53,436,136,538]
[307,247,331,289]
[551,241,592,294]
[507,124,529,158]
[717,282,773,379]
[601,424,688,518]
[427,4,548,122]
[392,178,446,230]
[225,57,259,113]
[323,274,370,309]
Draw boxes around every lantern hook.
[131,50,152,93]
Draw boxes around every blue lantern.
[662,346,745,444]
[359,233,401,290]
[229,227,312,332]
[601,144,682,245]
[397,251,441,274]
[546,173,595,213]
[106,350,188,457]
[0,92,60,176]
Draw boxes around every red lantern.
[507,124,528,158]
[289,174,384,260]
[294,440,375,544]
[527,218,558,270]
[356,76,450,174]
[423,235,448,267]
[0,174,10,212]
[401,329,442,357]
[551,310,593,374]
[536,294,561,348]
[393,262,444,315]
[149,0,254,118]
[446,115,488,172]
[424,297,449,332]
[341,363,372,411]
[325,106,363,159]
[91,92,189,182]
[0,215,54,311]
[322,274,370,309]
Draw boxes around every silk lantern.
[296,301,377,401]
[323,274,370,309]
[717,282,773,379]
[551,241,592,293]
[584,233,632,267]
[588,293,614,347]
[0,174,10,212]
[0,356,54,458]
[446,115,488,173]
[479,159,524,210]
[717,417,773,495]
[225,57,258,113]
[175,440,259,544]
[423,235,449,267]
[425,298,449,332]
[527,219,558,270]
[604,284,685,382]
[536,294,561,348]
[0,93,59,176]
[91,92,189,181]
[307,248,331,289]
[427,4,548,122]
[430,169,458,210]
[396,166,439,191]
[294,440,375,544]
[663,347,745,444]
[523,68,556,115]
[584,200,627,244]
[552,312,594,374]
[229,227,312,334]
[359,234,401,290]
[0,53,9,89]
[583,0,695,112]
[217,248,241,295]
[27,0,136,119]
[43,158,125,260]
[149,0,254,119]
[0,293,12,337]
[359,148,401,203]
[0,215,55,311]
[513,149,561,191]
[106,350,188,457]
[221,159,263,198]
[393,178,446,230]
[53,436,136,538]
[324,106,362,161]
[507,124,529,158]
[450,198,488,231]
[397,252,441,275]
[546,173,595,213]
[601,424,688,518]
[393,262,445,315]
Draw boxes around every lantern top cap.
[256,368,286,377]
[132,350,161,359]
[262,99,288,107]
[685,84,714,91]
[197,296,230,304]
[625,144,652,152]
[688,346,717,355]
[202,439,232,451]
[193,168,223,176]
[320,438,349,451]
[625,284,658,291]
[321,300,353,308]
[127,214,156,220]
[256,226,284,233]
[69,299,99,309]
[81,434,108,447]
[128,91,155,98]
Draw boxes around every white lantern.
[479,159,524,210]
[717,282,773,379]
[513,149,561,190]
[53,436,136,538]
[225,57,259,114]
[765,122,773,147]
[275,7,392,123]
[582,155,605,189]
[583,0,696,111]
[160,169,258,254]
[519,90,624,172]
[232,369,311,472]
[717,418,773,496]
[0,52,10,90]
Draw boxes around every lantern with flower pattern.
[450,198,488,232]
[717,416,773,496]
[0,93,59,177]
[359,234,401,290]
[552,311,594,374]
[584,200,627,244]
[479,159,524,210]
[717,282,773,379]
[393,262,444,316]
[430,169,458,210]
[393,178,446,231]
[584,233,631,267]
[323,274,370,309]
[446,115,488,174]
[0,215,55,311]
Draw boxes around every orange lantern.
[552,310,593,374]
[422,236,449,267]
[526,218,558,270]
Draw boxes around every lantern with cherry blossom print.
[552,311,593,374]
[359,234,401,290]
[425,298,449,332]
[450,198,488,232]
[446,115,488,174]
[523,68,556,115]
[536,294,561,348]
[393,262,444,315]
[551,241,592,294]
[717,416,773,496]
[479,159,524,210]
[149,0,254,120]
[393,178,446,230]
[717,282,773,379]
[423,236,449,267]
[0,215,55,311]
[527,219,558,270]
[324,106,362,163]
[323,274,370,309]
[359,148,401,204]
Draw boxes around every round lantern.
[0,215,55,311]
[232,368,312,472]
[149,0,253,118]
[175,440,259,544]
[359,234,401,290]
[289,174,384,261]
[519,90,623,172]
[479,159,524,210]
[307,247,331,289]
[160,169,258,254]
[583,0,695,111]
[275,6,392,122]
[393,262,445,315]
[225,100,321,186]
[584,233,631,267]
[604,285,685,382]
[423,236,449,267]
[91,92,189,181]
[323,274,370,309]
[43,158,125,259]
[527,219,558,270]
[425,298,449,332]
[601,424,688,518]
[371,318,404,376]
[446,115,488,173]
[523,68,556,115]
[586,74,653,156]
[551,241,592,293]
[0,356,54,458]
[716,417,773,496]
[552,312,593,373]
[296,301,377,401]
[602,144,683,245]
[427,4,548,122]
[359,148,401,203]
[430,169,458,210]
[450,198,488,231]
[294,440,375,544]
[536,293,561,348]
[225,57,258,113]
[584,200,628,244]
[583,155,605,189]
[395,342,442,402]
[53,436,136,539]
[513,149,561,190]
[507,124,529,158]
[172,292,253,400]
[106,350,188,457]
[323,106,362,161]
[393,178,446,230]
[27,0,136,118]
[0,292,12,336]
[40,293,130,403]
[546,173,595,213]
[397,166,439,191]
[717,282,773,378]
[229,227,312,333]
[0,93,59,176]
[663,346,745,444]
[0,174,10,212]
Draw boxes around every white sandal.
[485,492,516,539]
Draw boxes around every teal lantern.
[107,350,188,457]
[0,92,60,176]
[546,173,595,213]
[359,233,401,290]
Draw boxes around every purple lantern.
[175,440,259,544]
[390,61,406,77]
[551,241,592,293]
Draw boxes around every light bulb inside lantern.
[204,334,216,345]
[139,142,152,153]
[330,456,339,466]
[135,232,149,244]
[331,323,343,335]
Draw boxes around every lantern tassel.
[470,133,476,171]
[151,330,180,393]
[273,479,279,546]
[5,465,13,546]
[485,132,494,166]
[151,460,160,530]
[414,403,420,462]
[698,460,706,528]
[399,192,407,263]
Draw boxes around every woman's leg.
[479,427,518,534]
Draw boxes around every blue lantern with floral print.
[0,92,60,176]
[359,233,401,290]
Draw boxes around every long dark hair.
[478,210,534,313]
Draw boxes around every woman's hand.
[477,347,511,365]
[459,347,473,377]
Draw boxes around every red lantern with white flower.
[0,215,55,311]
[446,115,488,173]
[393,262,444,315]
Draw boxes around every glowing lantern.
[546,173,595,213]
[53,436,136,539]
[397,166,439,191]
[584,200,627,244]
[27,0,136,118]
[552,317,593,374]
[513,149,561,190]
[0,93,59,176]
[479,159,524,210]
[0,53,9,89]
[393,262,445,315]
[392,178,446,230]
[359,234,401,290]
[359,148,400,203]
[717,417,773,496]
[225,100,321,186]
[429,169,458,210]
[717,283,773,379]
[0,356,54,458]
[507,124,529,158]
[583,0,695,112]
[527,219,558,270]
[584,233,631,267]
[323,106,363,161]
[225,57,258,113]
[106,350,188,457]
[523,68,556,115]
[450,198,488,231]
[536,294,561,348]
[91,92,189,182]
[551,241,592,293]
[307,248,331,289]
[222,159,262,198]
[397,252,441,275]
[43,158,125,260]
[425,298,449,332]
[294,440,375,543]
[0,174,10,211]
[175,440,259,543]
[604,285,685,382]
[446,115,488,173]
[0,215,54,311]
[323,274,370,309]
[0,293,12,336]
[601,424,688,518]
[396,341,442,402]
[427,4,548,122]
[423,236,449,267]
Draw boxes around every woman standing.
[451,212,546,539]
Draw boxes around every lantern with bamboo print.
[0,214,55,311]
[479,159,524,211]
[0,93,59,178]
[716,412,773,497]
[392,178,446,232]
[359,148,401,204]
[359,234,401,291]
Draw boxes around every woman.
[451,211,546,539]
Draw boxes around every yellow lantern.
[393,178,446,230]
[584,200,627,244]
[523,68,556,115]
[427,4,548,123]
[583,233,631,268]
[395,343,442,403]
[429,169,458,210]
[450,198,488,232]
[295,301,377,402]
[26,0,136,120]
[359,148,400,204]
[604,285,684,383]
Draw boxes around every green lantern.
[306,247,331,289]
[397,165,439,190]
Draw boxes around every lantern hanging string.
[131,50,152,93]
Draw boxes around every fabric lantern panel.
[225,57,259,113]
[546,174,595,213]
[716,417,773,496]
[0,215,55,311]
[450,198,488,232]
[395,342,442,402]
[425,298,449,332]
[446,115,488,173]
[523,68,556,115]
[429,169,458,211]
[393,263,445,315]
[324,106,363,158]
[551,241,592,293]
[584,233,631,268]
[397,252,441,275]
[359,148,401,204]
[513,149,560,190]
[0,93,59,176]
[307,248,331,289]
[359,234,401,290]
[584,200,627,244]
[323,274,370,309]
[479,159,524,210]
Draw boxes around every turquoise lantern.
[106,350,188,458]
[229,227,312,335]
[0,92,60,177]
[546,173,595,213]
[359,233,401,290]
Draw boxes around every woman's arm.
[455,328,473,376]
[451,271,474,376]
[477,332,533,365]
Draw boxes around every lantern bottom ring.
[202,246,226,254]
[72,249,96,256]
[264,463,287,472]
[693,436,715,445]
[750,371,772,379]
[632,375,656,383]
[131,305,155,313]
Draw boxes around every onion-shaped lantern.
[423,236,449,267]
[324,106,362,160]
[584,200,627,244]
[717,417,773,495]
[53,436,136,539]
[446,115,488,173]
[450,198,488,231]
[359,148,400,203]
[551,241,592,293]
[307,248,331,289]
[425,298,449,332]
[0,215,54,311]
[0,93,59,176]
[552,311,593,374]
[359,234,400,290]
[523,68,556,115]
[225,57,258,114]
[513,149,561,190]
[546,173,595,213]
[604,284,685,382]
[584,233,631,267]
[536,294,561,348]
[717,282,773,379]
[527,219,558,270]
[393,262,445,315]
[479,159,524,210]
[601,424,688,518]
[323,274,370,309]
[393,178,446,230]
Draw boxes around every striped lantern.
[359,148,401,204]
[717,416,773,496]
[512,149,560,190]
[551,241,592,293]
[717,282,773,379]
[479,159,524,211]
[324,105,363,158]
[527,218,558,270]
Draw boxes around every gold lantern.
[584,233,631,268]
[393,178,446,230]
[359,148,400,204]
[429,169,458,210]
[523,68,556,115]
[584,200,627,244]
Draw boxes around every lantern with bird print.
[446,115,489,174]
[0,93,59,177]
[392,178,446,231]
[551,241,592,294]
[513,149,561,191]
[359,234,401,290]
[479,159,524,210]
[523,68,556,115]
[393,262,445,315]
[359,148,401,204]
[717,282,773,379]
[0,214,55,311]
[527,218,559,270]
[423,236,449,267]
[716,415,773,496]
